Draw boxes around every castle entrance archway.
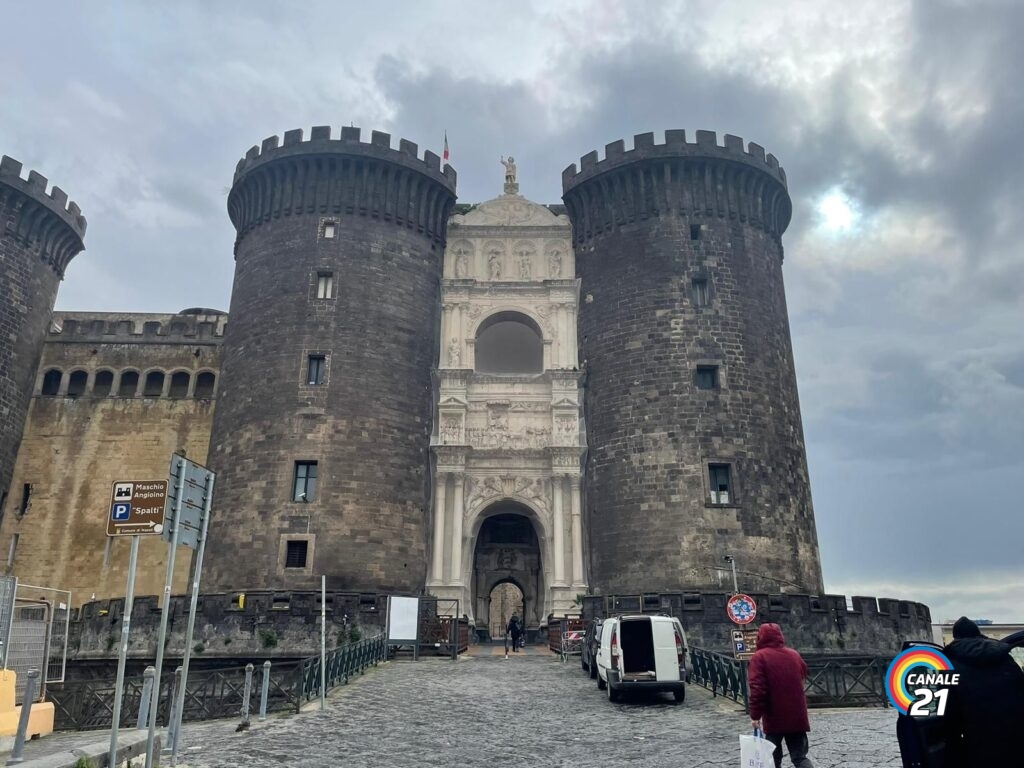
[488,581,524,639]
[472,502,544,637]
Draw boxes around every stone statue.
[500,156,517,185]
[548,249,562,278]
[454,251,468,278]
[488,251,502,279]
[448,338,461,367]
[518,253,531,280]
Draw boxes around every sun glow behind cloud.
[816,188,859,234]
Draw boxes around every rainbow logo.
[885,647,954,714]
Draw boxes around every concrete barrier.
[11,730,158,767]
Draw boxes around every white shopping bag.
[739,729,773,768]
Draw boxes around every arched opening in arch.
[169,371,190,398]
[194,371,216,399]
[93,370,114,397]
[117,371,139,397]
[488,581,524,642]
[41,369,62,396]
[474,311,543,374]
[472,501,544,640]
[66,370,88,398]
[143,371,164,398]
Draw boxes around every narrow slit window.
[307,355,326,385]
[709,464,731,505]
[692,278,709,308]
[18,484,31,516]
[285,540,308,568]
[293,461,318,502]
[690,224,701,241]
[316,272,334,299]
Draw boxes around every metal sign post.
[105,479,163,768]
[320,575,326,712]
[108,535,140,768]
[145,455,213,768]
[169,471,215,766]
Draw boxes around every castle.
[1,127,852,638]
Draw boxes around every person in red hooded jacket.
[748,623,814,768]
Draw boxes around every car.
[581,618,603,678]
[594,614,687,703]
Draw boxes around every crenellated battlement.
[227,126,458,248]
[561,130,792,244]
[0,154,87,274]
[232,125,456,188]
[47,310,227,343]
[561,130,786,191]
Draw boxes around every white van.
[595,615,688,703]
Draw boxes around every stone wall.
[205,127,456,594]
[582,593,933,654]
[562,131,822,595]
[0,311,223,605]
[69,591,387,660]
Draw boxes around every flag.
[443,132,450,166]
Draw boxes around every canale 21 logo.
[886,648,960,716]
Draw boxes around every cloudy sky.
[3,1,1022,624]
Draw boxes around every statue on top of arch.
[501,155,519,195]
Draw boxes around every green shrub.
[260,629,278,649]
[193,642,205,654]
[348,626,361,644]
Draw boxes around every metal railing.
[689,647,750,711]
[297,634,386,705]
[802,654,892,708]
[688,647,896,713]
[49,633,388,730]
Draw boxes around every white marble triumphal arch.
[428,167,587,632]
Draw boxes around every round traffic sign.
[727,593,757,625]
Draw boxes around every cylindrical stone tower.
[562,130,823,595]
[206,126,456,593]
[0,156,86,512]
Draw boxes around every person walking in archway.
[507,614,523,653]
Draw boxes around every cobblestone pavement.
[163,645,904,768]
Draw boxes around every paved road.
[163,646,903,768]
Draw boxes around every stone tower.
[205,127,456,593]
[561,131,823,595]
[0,156,86,517]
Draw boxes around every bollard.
[165,666,183,753]
[8,668,40,765]
[259,660,271,721]
[241,663,254,726]
[137,666,156,729]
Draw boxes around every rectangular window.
[692,278,709,308]
[323,222,336,239]
[7,535,18,567]
[293,461,318,502]
[690,224,701,241]
[709,464,731,505]
[316,272,334,299]
[285,540,308,568]
[695,365,718,390]
[307,355,326,385]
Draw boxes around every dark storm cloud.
[376,3,1024,615]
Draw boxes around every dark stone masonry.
[563,131,823,596]
[204,127,457,594]
[0,156,86,523]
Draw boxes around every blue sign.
[111,502,131,521]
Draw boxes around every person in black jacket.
[507,615,522,652]
[942,616,1024,767]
